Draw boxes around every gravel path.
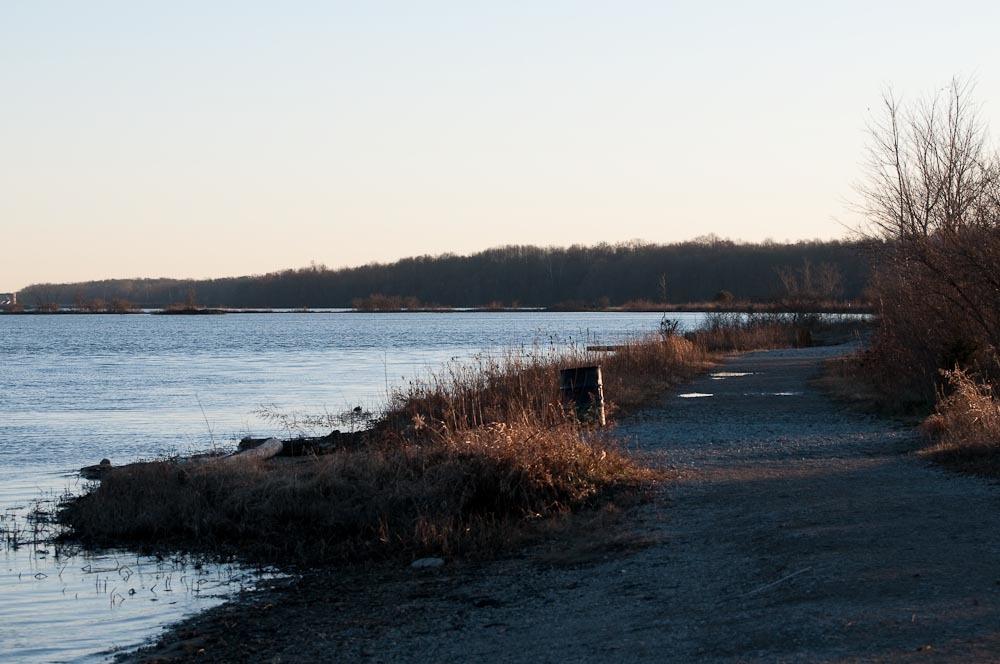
[136,346,1000,662]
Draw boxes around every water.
[1,311,695,662]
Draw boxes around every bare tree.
[657,273,668,304]
[859,79,1000,239]
[776,259,842,306]
[858,78,1000,397]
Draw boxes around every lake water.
[1,311,700,662]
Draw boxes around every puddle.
[678,393,714,398]
[709,372,754,380]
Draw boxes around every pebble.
[411,557,445,569]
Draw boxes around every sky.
[2,1,999,291]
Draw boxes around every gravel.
[132,346,1000,663]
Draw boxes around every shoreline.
[119,341,978,663]
[0,303,874,316]
[59,317,859,569]
[51,321,867,661]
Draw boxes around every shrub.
[684,312,804,352]
[924,369,1000,443]
[858,79,1000,406]
[921,368,1000,475]
[107,297,136,313]
[61,421,653,562]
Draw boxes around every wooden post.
[559,366,606,426]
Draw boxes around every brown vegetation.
[352,293,446,312]
[62,422,651,563]
[616,299,867,314]
[920,369,1000,476]
[838,79,1000,471]
[4,296,141,314]
[107,297,137,313]
[59,316,820,566]
[685,313,805,352]
[384,335,709,432]
[859,80,1000,402]
[61,335,713,563]
[681,312,869,353]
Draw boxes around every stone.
[410,557,445,569]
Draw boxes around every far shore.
[0,301,873,316]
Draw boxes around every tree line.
[18,238,874,310]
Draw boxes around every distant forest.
[19,239,875,309]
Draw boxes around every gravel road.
[135,346,1000,663]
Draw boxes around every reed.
[684,312,810,352]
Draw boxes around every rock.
[224,438,282,463]
[81,460,113,480]
[410,557,445,569]
[238,436,270,452]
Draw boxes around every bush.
[684,312,804,352]
[859,79,1000,407]
[62,421,652,562]
[921,368,1000,475]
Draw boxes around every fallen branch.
[738,567,813,599]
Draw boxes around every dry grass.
[684,312,812,352]
[920,369,1000,476]
[384,335,710,433]
[62,422,654,563]
[60,318,813,566]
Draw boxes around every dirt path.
[135,346,1000,662]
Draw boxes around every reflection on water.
[1,311,691,660]
[709,372,754,380]
[0,469,275,663]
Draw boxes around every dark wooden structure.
[559,365,606,426]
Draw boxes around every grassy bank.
[59,316,845,565]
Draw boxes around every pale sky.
[2,1,998,291]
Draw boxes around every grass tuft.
[919,369,1000,476]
